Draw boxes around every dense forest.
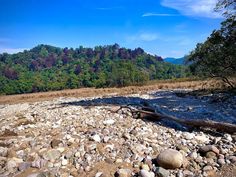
[0,44,191,94]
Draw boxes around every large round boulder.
[156,149,183,169]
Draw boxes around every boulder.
[156,149,183,169]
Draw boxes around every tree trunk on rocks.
[116,106,236,134]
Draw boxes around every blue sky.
[0,0,223,58]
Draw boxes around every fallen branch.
[117,106,236,134]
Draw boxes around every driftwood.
[116,105,236,134]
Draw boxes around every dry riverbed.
[0,89,235,177]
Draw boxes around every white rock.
[140,169,155,177]
[91,134,101,142]
[95,172,103,177]
[224,134,232,142]
[184,133,194,140]
[75,152,80,157]
[103,119,115,125]
[61,159,68,166]
[195,135,209,143]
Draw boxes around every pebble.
[189,151,198,159]
[115,168,132,177]
[43,149,61,161]
[18,162,31,171]
[62,159,68,166]
[0,147,8,157]
[184,132,194,140]
[103,119,115,125]
[51,139,62,148]
[141,164,150,171]
[95,172,103,177]
[199,145,219,155]
[155,167,170,177]
[91,134,101,142]
[139,169,155,177]
[203,165,213,171]
[217,159,225,165]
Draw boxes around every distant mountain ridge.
[164,57,185,65]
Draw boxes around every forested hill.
[0,44,191,95]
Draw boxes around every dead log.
[116,106,236,134]
[138,109,236,134]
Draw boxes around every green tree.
[187,1,236,88]
[39,46,49,58]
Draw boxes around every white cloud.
[142,13,179,17]
[0,48,28,54]
[127,33,159,42]
[161,0,222,18]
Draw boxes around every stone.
[90,134,101,142]
[103,136,110,143]
[7,149,17,158]
[139,169,155,177]
[62,159,68,166]
[155,167,170,177]
[182,157,189,168]
[141,164,150,171]
[95,172,103,177]
[156,149,183,169]
[31,158,47,168]
[203,165,213,171]
[228,156,236,163]
[115,158,123,163]
[183,170,193,176]
[217,159,225,165]
[0,147,8,157]
[206,151,217,159]
[7,159,17,171]
[47,162,54,168]
[199,145,219,155]
[176,171,184,177]
[43,149,61,161]
[224,134,232,142]
[75,151,80,157]
[51,139,62,148]
[27,172,55,177]
[103,119,115,125]
[183,132,194,140]
[189,151,198,159]
[57,147,65,153]
[176,145,189,153]
[18,162,31,171]
[115,168,132,177]
[195,135,209,143]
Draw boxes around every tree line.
[0,44,191,95]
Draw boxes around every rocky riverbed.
[0,90,235,177]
